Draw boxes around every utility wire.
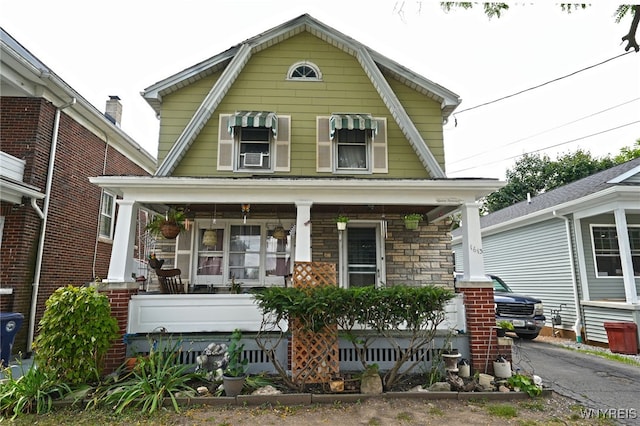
[448,98,640,166]
[451,51,634,124]
[449,120,640,175]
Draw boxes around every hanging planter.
[146,209,186,240]
[202,229,217,246]
[272,225,286,240]
[336,215,349,231]
[403,213,422,230]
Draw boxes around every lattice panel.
[293,262,336,289]
[291,262,338,384]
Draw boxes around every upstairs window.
[336,128,368,170]
[239,127,271,169]
[218,113,291,173]
[316,115,387,174]
[287,61,322,81]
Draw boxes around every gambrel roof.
[141,14,461,178]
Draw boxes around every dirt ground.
[170,392,597,425]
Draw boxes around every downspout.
[27,97,76,354]
[553,211,584,343]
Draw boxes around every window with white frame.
[99,191,115,239]
[238,127,271,169]
[193,221,292,287]
[591,225,640,277]
[336,128,369,170]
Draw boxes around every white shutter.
[372,117,388,173]
[217,114,234,171]
[316,116,332,172]
[274,115,291,172]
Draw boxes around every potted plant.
[403,213,422,230]
[222,328,248,397]
[496,320,514,337]
[146,209,186,239]
[336,215,349,231]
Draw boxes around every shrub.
[33,285,119,385]
[254,285,454,389]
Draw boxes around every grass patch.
[562,346,640,367]
[486,403,518,418]
[519,400,545,411]
[396,411,413,421]
[428,406,445,416]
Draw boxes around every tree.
[483,145,638,213]
[440,3,640,52]
[614,139,640,163]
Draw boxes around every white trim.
[90,176,501,206]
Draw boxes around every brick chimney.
[105,95,122,127]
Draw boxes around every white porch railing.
[127,293,466,335]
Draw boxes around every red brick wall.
[0,97,150,355]
[101,288,138,374]
[458,285,512,375]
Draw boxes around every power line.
[451,51,634,122]
[448,98,640,166]
[448,120,640,175]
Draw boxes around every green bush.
[33,285,119,385]
[253,285,455,389]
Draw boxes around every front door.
[340,223,385,287]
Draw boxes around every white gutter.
[27,97,76,354]
[553,210,584,343]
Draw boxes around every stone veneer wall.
[310,214,454,288]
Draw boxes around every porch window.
[99,191,115,239]
[229,225,261,280]
[193,222,292,288]
[591,225,640,277]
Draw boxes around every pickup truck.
[454,272,546,339]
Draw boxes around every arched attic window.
[287,61,322,81]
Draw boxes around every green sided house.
[90,14,503,373]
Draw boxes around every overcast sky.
[2,1,639,179]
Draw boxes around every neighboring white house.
[452,157,640,347]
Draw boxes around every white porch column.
[107,199,138,283]
[294,200,313,262]
[614,208,638,303]
[461,202,489,282]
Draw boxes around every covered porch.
[91,176,500,293]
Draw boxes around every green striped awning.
[228,111,278,137]
[329,113,377,139]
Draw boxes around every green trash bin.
[0,312,24,366]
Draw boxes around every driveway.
[513,337,640,426]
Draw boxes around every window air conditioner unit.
[243,152,263,167]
